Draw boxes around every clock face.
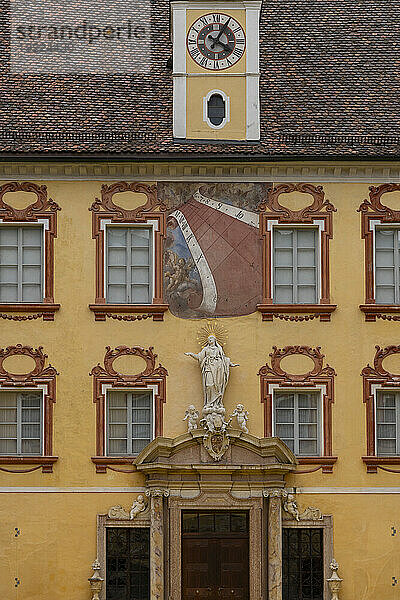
[187,13,246,71]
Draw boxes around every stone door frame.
[167,491,265,600]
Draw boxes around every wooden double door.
[182,511,249,600]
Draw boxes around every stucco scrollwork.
[90,182,166,222]
[259,345,335,383]
[362,344,400,379]
[90,345,167,384]
[358,182,400,222]
[258,182,336,223]
[0,344,58,384]
[0,181,61,221]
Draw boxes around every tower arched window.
[208,94,225,126]
[203,90,230,130]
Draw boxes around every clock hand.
[216,40,233,52]
[210,17,231,49]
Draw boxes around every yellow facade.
[1,175,400,599]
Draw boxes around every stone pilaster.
[264,489,284,600]
[146,489,169,600]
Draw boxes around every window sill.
[296,456,337,474]
[0,456,58,473]
[92,456,139,473]
[257,304,337,322]
[360,304,400,322]
[362,456,400,473]
[0,303,60,321]
[89,303,169,322]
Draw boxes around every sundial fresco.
[160,183,268,318]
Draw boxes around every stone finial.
[88,558,103,600]
[327,559,342,600]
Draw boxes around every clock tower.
[171,1,261,140]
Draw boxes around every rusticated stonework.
[89,182,168,321]
[257,183,337,322]
[258,345,337,472]
[0,181,60,320]
[90,345,168,472]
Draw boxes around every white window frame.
[271,224,322,305]
[272,387,323,456]
[0,223,45,303]
[104,223,155,305]
[0,388,44,455]
[203,89,230,130]
[373,225,400,305]
[374,387,400,456]
[105,387,155,457]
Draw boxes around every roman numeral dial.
[187,13,246,71]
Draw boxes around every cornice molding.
[2,161,400,182]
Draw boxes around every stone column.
[264,489,284,600]
[146,489,169,600]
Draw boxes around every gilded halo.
[197,321,228,348]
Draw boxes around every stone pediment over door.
[136,429,297,496]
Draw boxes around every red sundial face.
[187,13,246,71]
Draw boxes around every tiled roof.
[1,0,400,158]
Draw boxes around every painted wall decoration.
[158,183,269,318]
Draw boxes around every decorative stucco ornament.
[197,321,228,348]
[183,405,199,432]
[107,495,148,520]
[88,558,103,600]
[230,403,249,433]
[280,491,323,521]
[282,493,300,521]
[327,559,342,600]
[299,506,323,521]
[185,334,239,460]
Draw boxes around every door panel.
[219,538,249,599]
[182,536,249,600]
[182,538,215,599]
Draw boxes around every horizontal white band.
[0,487,145,493]
[296,487,400,494]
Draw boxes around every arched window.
[203,90,230,130]
[207,94,225,126]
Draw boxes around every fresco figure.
[185,335,239,410]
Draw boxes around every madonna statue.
[185,335,239,410]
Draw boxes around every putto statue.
[183,405,199,432]
[185,335,239,410]
[230,403,249,434]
